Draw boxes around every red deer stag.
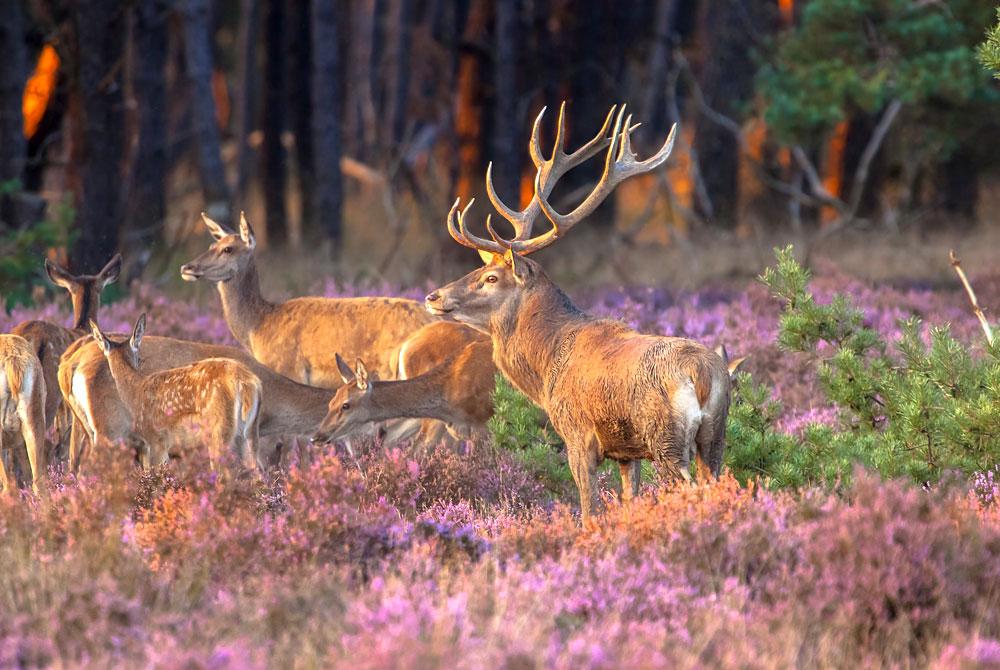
[425,103,731,523]
[0,336,46,493]
[89,315,263,469]
[12,254,121,452]
[312,322,495,445]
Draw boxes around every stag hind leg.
[618,460,641,503]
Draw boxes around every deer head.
[311,354,373,443]
[45,254,122,329]
[90,313,146,371]
[180,212,257,283]
[425,103,675,330]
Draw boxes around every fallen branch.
[950,249,994,346]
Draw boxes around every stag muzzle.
[424,290,458,316]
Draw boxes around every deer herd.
[0,104,744,523]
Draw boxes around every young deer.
[312,323,496,445]
[179,213,435,386]
[0,336,46,493]
[59,331,330,471]
[12,254,121,452]
[426,103,731,523]
[89,315,263,470]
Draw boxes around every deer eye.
[221,246,234,255]
[485,274,498,284]
[341,402,350,411]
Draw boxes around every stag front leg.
[619,460,640,503]
[566,434,600,525]
[653,423,691,486]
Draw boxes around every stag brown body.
[59,334,330,471]
[314,323,496,445]
[90,316,263,469]
[0,336,46,493]
[11,255,121,452]
[179,214,434,385]
[426,102,731,523]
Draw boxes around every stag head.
[180,212,257,283]
[426,103,675,331]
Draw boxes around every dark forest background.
[0,0,998,298]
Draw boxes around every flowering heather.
[1,267,998,666]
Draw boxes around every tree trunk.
[310,0,344,251]
[287,0,313,231]
[0,0,27,188]
[938,148,979,227]
[693,0,775,228]
[491,0,519,209]
[387,0,414,146]
[641,0,678,143]
[124,0,169,278]
[261,0,287,245]
[234,0,259,215]
[180,0,230,221]
[454,0,489,202]
[70,0,127,273]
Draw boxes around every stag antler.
[447,102,676,256]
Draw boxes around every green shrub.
[739,246,1000,488]
[0,181,76,309]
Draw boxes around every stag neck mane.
[216,256,275,349]
[488,276,588,405]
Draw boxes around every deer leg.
[566,434,600,525]
[653,421,691,486]
[19,390,46,495]
[619,460,641,503]
[0,430,11,495]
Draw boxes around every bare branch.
[950,249,994,346]
[845,99,902,219]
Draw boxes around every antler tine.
[485,162,531,240]
[446,198,508,255]
[515,107,676,256]
[527,106,547,168]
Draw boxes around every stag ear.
[354,358,370,391]
[239,212,256,249]
[336,353,355,385]
[478,249,498,265]
[503,249,530,286]
[89,320,110,354]
[201,213,229,240]
[97,253,123,288]
[129,313,146,354]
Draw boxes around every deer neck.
[104,353,146,418]
[70,290,98,331]
[489,282,586,407]
[367,375,451,423]
[217,258,274,349]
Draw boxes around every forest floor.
[1,260,999,666]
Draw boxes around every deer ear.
[714,344,729,364]
[728,355,748,378]
[239,212,256,249]
[44,259,75,290]
[89,320,110,354]
[130,313,146,353]
[504,249,530,285]
[336,353,355,385]
[354,358,370,391]
[201,212,229,240]
[98,253,123,288]
[478,250,497,265]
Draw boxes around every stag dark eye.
[485,275,498,284]
[221,246,234,255]
[341,402,350,410]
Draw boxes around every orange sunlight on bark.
[23,45,59,139]
[821,119,849,223]
[779,0,794,26]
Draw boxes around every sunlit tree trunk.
[180,0,230,221]
[70,0,126,273]
[124,0,169,278]
[310,0,344,252]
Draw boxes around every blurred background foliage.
[0,0,998,302]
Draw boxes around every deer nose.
[425,291,441,303]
